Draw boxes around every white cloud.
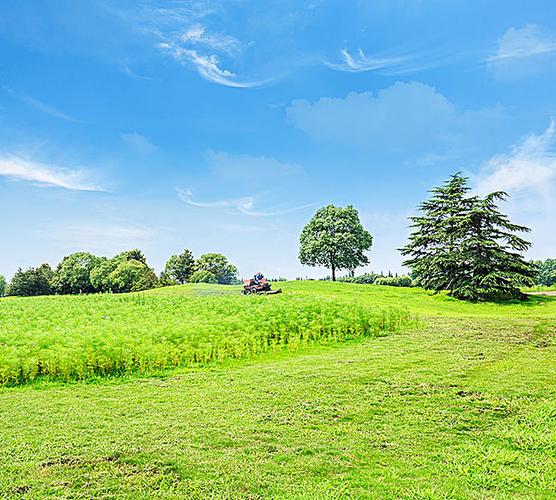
[474,121,556,260]
[287,82,505,157]
[121,132,157,154]
[177,188,316,217]
[488,24,556,62]
[475,120,556,197]
[324,48,408,73]
[0,155,104,191]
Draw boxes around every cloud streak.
[20,95,78,122]
[177,188,315,216]
[159,42,265,88]
[1,86,77,122]
[0,155,105,191]
[324,48,408,73]
[488,24,556,62]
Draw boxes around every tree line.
[0,249,239,297]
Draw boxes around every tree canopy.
[0,274,6,297]
[6,265,53,297]
[52,252,100,294]
[163,249,195,284]
[533,258,556,287]
[299,205,373,281]
[195,253,238,284]
[400,173,535,300]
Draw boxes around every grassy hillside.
[0,283,555,498]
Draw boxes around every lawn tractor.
[242,277,282,295]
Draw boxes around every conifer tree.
[401,173,535,300]
[400,173,472,293]
[455,192,535,300]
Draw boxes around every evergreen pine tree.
[400,173,472,292]
[454,192,535,300]
[401,173,535,300]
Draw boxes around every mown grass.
[0,282,555,498]
[523,283,556,292]
[0,284,408,386]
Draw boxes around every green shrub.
[340,273,378,284]
[374,275,413,287]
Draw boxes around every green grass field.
[1,282,555,498]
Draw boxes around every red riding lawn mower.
[242,277,282,295]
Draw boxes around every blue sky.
[1,0,556,279]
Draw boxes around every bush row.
[338,273,414,287]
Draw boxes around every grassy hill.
[1,282,555,498]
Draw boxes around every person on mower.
[253,272,264,285]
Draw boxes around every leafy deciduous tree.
[195,253,238,284]
[53,252,100,294]
[108,260,158,293]
[90,257,117,292]
[299,205,373,281]
[533,258,556,286]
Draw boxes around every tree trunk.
[331,264,336,281]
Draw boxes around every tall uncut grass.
[0,289,409,386]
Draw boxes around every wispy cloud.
[488,24,556,62]
[1,86,77,122]
[0,155,105,191]
[475,120,556,196]
[180,23,241,54]
[108,4,274,87]
[322,47,455,75]
[324,48,408,73]
[178,188,315,217]
[121,132,157,154]
[159,42,265,88]
[136,5,266,88]
[20,95,77,122]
